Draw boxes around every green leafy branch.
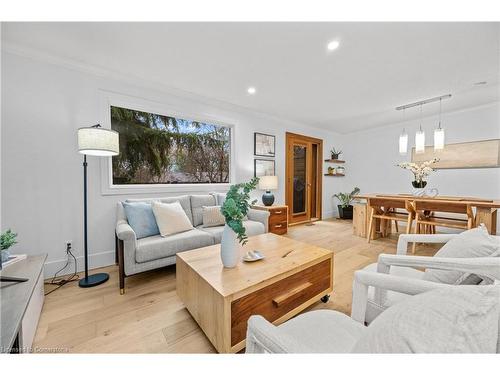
[221,177,259,245]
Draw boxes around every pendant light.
[415,104,425,154]
[434,97,445,151]
[399,108,408,155]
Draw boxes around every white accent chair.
[361,232,499,323]
[245,257,500,353]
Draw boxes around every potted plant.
[330,147,342,160]
[397,158,439,189]
[333,187,360,219]
[1,229,18,264]
[220,177,259,268]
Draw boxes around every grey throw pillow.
[352,286,499,353]
[423,226,499,285]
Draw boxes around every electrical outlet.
[66,241,72,253]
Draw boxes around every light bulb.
[415,129,425,154]
[434,127,445,151]
[399,131,408,155]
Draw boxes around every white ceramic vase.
[220,224,242,268]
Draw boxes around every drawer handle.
[272,282,313,307]
[274,224,283,228]
[273,210,283,214]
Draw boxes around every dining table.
[355,194,500,235]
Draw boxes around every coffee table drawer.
[230,258,332,346]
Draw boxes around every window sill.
[101,183,231,196]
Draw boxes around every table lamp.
[77,124,119,288]
[259,175,278,206]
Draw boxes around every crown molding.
[2,41,340,135]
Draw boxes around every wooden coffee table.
[176,233,334,353]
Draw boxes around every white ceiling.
[2,22,499,133]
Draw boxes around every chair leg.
[406,214,413,234]
[367,207,375,243]
[394,220,399,233]
[412,221,419,254]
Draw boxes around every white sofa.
[115,193,270,294]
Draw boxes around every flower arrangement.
[397,158,439,185]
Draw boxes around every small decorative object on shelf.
[327,166,335,175]
[0,229,17,265]
[333,187,360,219]
[220,177,259,267]
[336,166,345,174]
[330,147,342,160]
[397,158,439,192]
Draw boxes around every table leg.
[475,207,497,235]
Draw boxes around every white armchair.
[245,259,500,353]
[360,232,500,323]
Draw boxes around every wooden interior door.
[286,133,323,225]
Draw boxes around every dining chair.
[412,200,474,253]
[367,198,415,243]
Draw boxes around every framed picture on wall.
[254,132,276,157]
[254,159,275,177]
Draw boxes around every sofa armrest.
[116,220,137,243]
[351,270,446,323]
[246,315,307,353]
[396,233,456,255]
[247,209,270,232]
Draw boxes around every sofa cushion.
[352,286,500,353]
[122,202,159,239]
[190,195,217,226]
[210,192,226,206]
[199,220,266,243]
[135,229,214,263]
[152,201,194,237]
[202,205,225,227]
[126,195,194,224]
[423,226,499,285]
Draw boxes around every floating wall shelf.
[324,159,345,163]
[324,173,345,177]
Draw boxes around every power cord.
[44,244,79,296]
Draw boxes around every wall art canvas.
[254,132,276,157]
[254,159,275,177]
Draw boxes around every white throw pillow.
[423,226,500,285]
[352,286,499,353]
[202,205,225,228]
[152,201,193,237]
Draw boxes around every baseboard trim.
[43,250,115,279]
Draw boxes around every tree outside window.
[111,106,230,184]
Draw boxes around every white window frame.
[99,91,235,196]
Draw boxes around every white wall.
[342,102,500,231]
[1,51,345,277]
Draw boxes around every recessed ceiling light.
[247,87,256,95]
[327,40,340,51]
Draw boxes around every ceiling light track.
[395,94,451,111]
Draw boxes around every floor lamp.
[77,124,119,288]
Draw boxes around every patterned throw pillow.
[202,206,226,228]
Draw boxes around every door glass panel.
[293,145,307,214]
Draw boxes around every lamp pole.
[78,124,117,288]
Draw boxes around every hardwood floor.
[33,219,440,353]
